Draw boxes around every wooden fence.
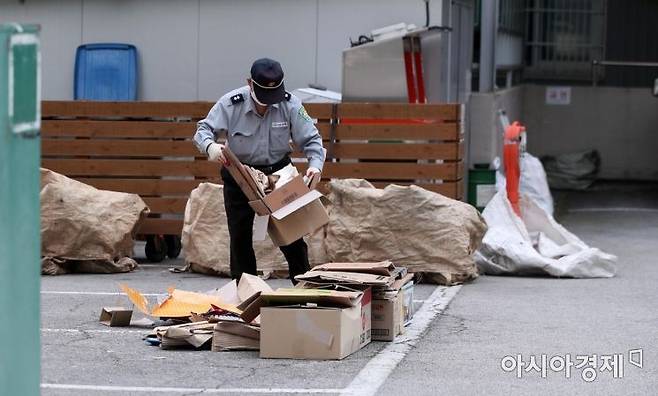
[41,101,464,236]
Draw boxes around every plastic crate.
[74,43,137,101]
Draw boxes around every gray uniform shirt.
[193,86,325,171]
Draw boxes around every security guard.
[193,58,324,283]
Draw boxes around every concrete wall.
[523,85,658,180]
[468,86,523,165]
[0,0,443,100]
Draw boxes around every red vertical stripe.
[403,38,417,103]
[413,38,426,103]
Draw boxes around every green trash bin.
[0,23,41,396]
[467,164,496,212]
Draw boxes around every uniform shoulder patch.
[284,92,291,101]
[230,93,245,105]
[298,106,312,122]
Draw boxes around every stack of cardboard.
[295,261,415,341]
[122,273,272,351]
[221,147,328,246]
[117,265,412,359]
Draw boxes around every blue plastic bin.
[74,43,137,101]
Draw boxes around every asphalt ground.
[40,182,658,395]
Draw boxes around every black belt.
[245,156,292,175]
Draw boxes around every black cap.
[250,58,285,105]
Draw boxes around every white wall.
[1,0,442,100]
[524,85,658,180]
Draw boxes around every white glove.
[306,167,321,178]
[206,143,226,163]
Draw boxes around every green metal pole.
[0,23,41,396]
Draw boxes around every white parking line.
[41,291,163,296]
[41,384,340,394]
[42,328,145,335]
[568,207,658,213]
[342,285,462,396]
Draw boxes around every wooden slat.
[42,139,201,157]
[43,159,461,179]
[327,142,462,160]
[143,197,189,214]
[337,103,461,120]
[42,101,213,119]
[302,162,463,181]
[304,103,334,119]
[75,178,217,195]
[137,218,183,235]
[317,123,461,141]
[42,159,220,177]
[41,120,197,138]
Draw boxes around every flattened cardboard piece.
[156,321,215,349]
[240,288,363,324]
[259,288,372,360]
[237,273,273,303]
[311,261,396,277]
[120,284,151,315]
[221,146,262,201]
[154,289,241,318]
[390,273,414,291]
[99,306,132,327]
[120,284,241,318]
[295,271,394,287]
[212,321,260,351]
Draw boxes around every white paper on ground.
[475,191,617,278]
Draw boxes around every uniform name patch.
[271,121,288,128]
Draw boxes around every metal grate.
[499,0,525,35]
[524,0,607,80]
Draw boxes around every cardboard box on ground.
[239,286,372,360]
[181,176,327,278]
[221,146,328,246]
[295,261,415,342]
[112,261,418,359]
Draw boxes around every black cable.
[425,0,430,27]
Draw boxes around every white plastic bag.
[496,153,554,215]
[475,191,616,278]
